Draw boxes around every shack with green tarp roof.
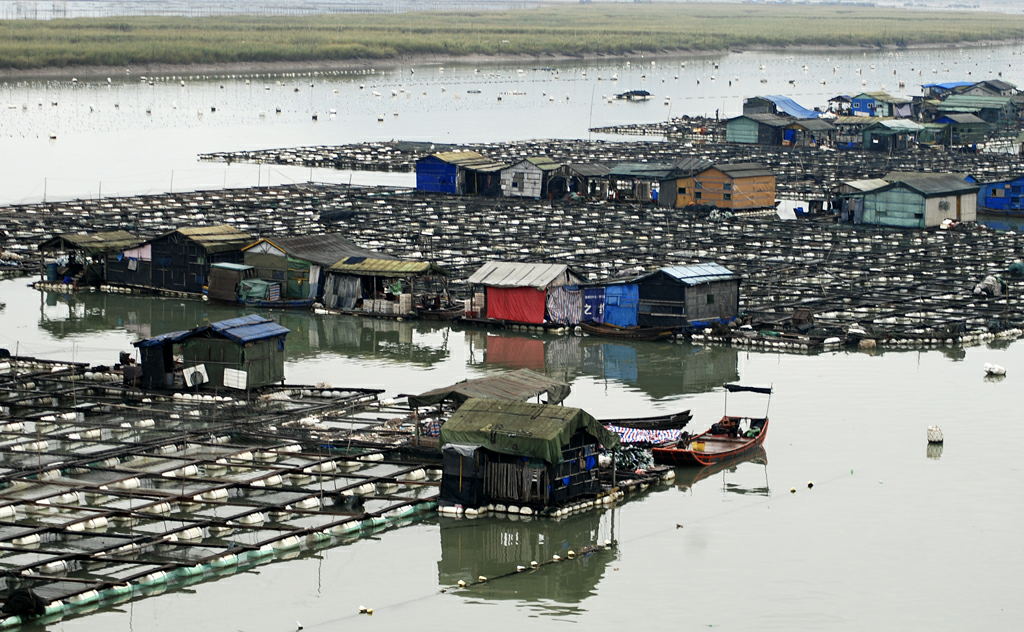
[439,398,619,509]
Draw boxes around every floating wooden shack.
[438,398,619,509]
[548,163,611,198]
[106,225,253,295]
[655,157,712,208]
[932,113,991,146]
[664,163,775,211]
[415,151,507,196]
[742,95,820,119]
[227,234,391,307]
[465,261,585,326]
[133,314,289,390]
[783,118,835,148]
[37,230,140,287]
[499,156,561,199]
[937,94,1014,126]
[325,257,447,316]
[862,120,924,153]
[724,113,791,145]
[837,172,978,228]
[851,91,913,118]
[590,263,740,329]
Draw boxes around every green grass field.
[1,3,1023,70]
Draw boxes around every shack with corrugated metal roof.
[837,172,977,228]
[548,162,611,199]
[724,113,791,145]
[862,119,924,153]
[106,225,253,294]
[324,257,447,315]
[672,163,775,210]
[415,151,507,196]
[133,314,289,390]
[240,234,391,304]
[590,263,740,329]
[37,230,140,286]
[500,156,561,199]
[439,398,619,509]
[466,261,585,325]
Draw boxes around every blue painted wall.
[978,176,1024,212]
[415,156,458,194]
[603,284,639,327]
[850,96,879,117]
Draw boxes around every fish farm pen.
[2,183,1024,348]
[198,137,1024,198]
[0,355,447,625]
[0,355,665,625]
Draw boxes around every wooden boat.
[580,321,676,341]
[599,409,691,430]
[652,384,772,466]
[418,305,463,321]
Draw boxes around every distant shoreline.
[1,40,1020,82]
[2,3,1023,81]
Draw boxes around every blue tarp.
[133,329,191,348]
[762,95,819,119]
[209,314,290,344]
[922,81,973,91]
[603,284,639,327]
[583,288,605,323]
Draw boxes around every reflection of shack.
[437,512,611,601]
[440,399,618,509]
[38,230,140,287]
[581,341,740,399]
[133,314,288,390]
[466,261,585,325]
[106,225,253,294]
[324,258,447,316]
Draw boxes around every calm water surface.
[3,44,1024,204]
[1,278,1022,631]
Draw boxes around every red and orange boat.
[652,384,772,466]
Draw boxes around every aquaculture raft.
[0,356,440,627]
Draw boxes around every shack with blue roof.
[133,314,289,390]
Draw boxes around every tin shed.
[500,157,561,199]
[467,261,584,325]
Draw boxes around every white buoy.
[927,425,944,444]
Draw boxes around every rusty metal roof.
[246,233,392,266]
[175,225,253,252]
[38,230,140,255]
[329,257,444,276]
[428,150,508,172]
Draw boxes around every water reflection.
[467,329,739,398]
[438,510,616,616]
[38,289,452,364]
[674,447,770,497]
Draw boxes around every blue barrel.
[45,263,59,281]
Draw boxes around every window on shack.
[706,294,715,305]
[677,186,687,194]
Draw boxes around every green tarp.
[440,398,619,464]
[408,369,571,408]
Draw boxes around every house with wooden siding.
[724,113,790,145]
[667,163,775,211]
[838,173,977,228]
[937,94,1014,126]
[850,92,913,118]
[500,156,561,199]
[963,79,1017,98]
[933,113,990,146]
[783,119,835,148]
[105,225,253,294]
[548,163,611,199]
[655,157,713,208]
[862,119,924,152]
